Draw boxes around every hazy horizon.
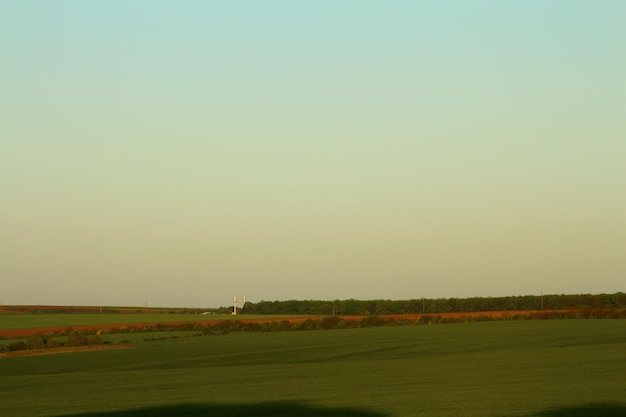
[2,1,624,309]
[2,291,625,311]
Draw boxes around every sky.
[1,1,624,308]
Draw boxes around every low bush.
[66,334,89,347]
[46,339,61,349]
[8,341,28,351]
[26,335,46,350]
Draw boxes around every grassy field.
[1,320,625,417]
[0,314,293,330]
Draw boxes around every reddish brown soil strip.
[0,344,136,358]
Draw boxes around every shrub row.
[0,334,104,353]
[134,308,626,334]
[3,308,624,351]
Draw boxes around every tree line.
[232,293,626,316]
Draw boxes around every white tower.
[233,296,237,315]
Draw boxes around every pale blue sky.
[1,1,624,308]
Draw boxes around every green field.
[0,314,291,330]
[1,320,625,417]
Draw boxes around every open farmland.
[0,313,299,337]
[2,308,606,339]
[1,320,626,417]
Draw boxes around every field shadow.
[51,401,388,417]
[50,401,626,417]
[517,403,626,417]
